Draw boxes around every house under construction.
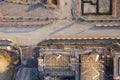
[37,39,114,80]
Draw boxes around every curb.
[96,24,120,27]
[0,21,53,27]
[46,37,120,40]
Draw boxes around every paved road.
[0,20,120,46]
[0,20,72,45]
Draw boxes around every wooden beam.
[113,0,117,18]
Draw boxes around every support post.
[113,0,117,18]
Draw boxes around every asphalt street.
[0,20,120,46]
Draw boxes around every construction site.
[0,0,120,80]
[36,39,116,80]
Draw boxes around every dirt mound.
[0,52,11,73]
[0,51,13,80]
